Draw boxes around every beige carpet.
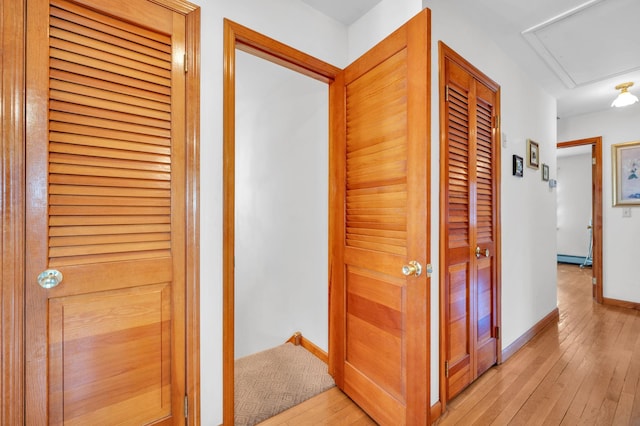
[234,343,335,425]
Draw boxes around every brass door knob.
[402,261,423,277]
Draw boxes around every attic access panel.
[523,0,640,88]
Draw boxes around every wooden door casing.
[330,9,431,425]
[439,42,501,405]
[556,137,603,305]
[222,19,341,425]
[24,0,200,423]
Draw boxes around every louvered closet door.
[331,10,430,425]
[442,50,499,401]
[25,0,186,423]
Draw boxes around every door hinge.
[494,115,500,129]
[444,360,449,378]
[184,53,188,73]
[184,395,188,419]
[592,277,597,285]
[445,85,450,102]
[495,326,500,340]
[592,157,596,165]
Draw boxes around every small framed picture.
[527,139,539,169]
[513,154,524,177]
[542,164,549,181]
[612,140,640,206]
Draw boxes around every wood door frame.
[438,41,502,413]
[1,1,201,423]
[222,19,340,425]
[557,137,603,303]
[1,1,27,423]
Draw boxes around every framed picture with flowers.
[612,140,640,206]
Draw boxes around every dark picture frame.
[513,154,524,177]
[527,139,539,169]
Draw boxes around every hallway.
[437,264,640,425]
[262,264,640,425]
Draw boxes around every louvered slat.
[49,59,170,96]
[476,99,493,244]
[48,1,173,266]
[49,111,171,137]
[447,85,470,248]
[49,224,171,237]
[50,69,171,102]
[49,185,170,198]
[50,89,171,120]
[50,124,170,146]
[345,51,408,254]
[50,132,170,154]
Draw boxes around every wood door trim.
[1,1,200,423]
[184,6,201,424]
[438,41,502,414]
[501,307,559,361]
[2,1,26,423]
[222,19,340,425]
[557,137,603,304]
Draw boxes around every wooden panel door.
[329,9,431,425]
[440,43,500,402]
[25,0,188,423]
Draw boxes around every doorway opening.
[222,19,340,424]
[557,137,603,302]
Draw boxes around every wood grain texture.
[258,387,376,426]
[1,0,26,423]
[3,0,199,423]
[435,264,640,425]
[333,9,431,425]
[184,7,201,424]
[439,42,501,410]
[23,0,199,423]
[266,266,631,425]
[501,307,560,362]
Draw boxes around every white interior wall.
[195,0,559,422]
[234,50,329,359]
[196,1,347,423]
[556,152,592,258]
[347,0,423,61]
[423,0,558,404]
[558,104,640,303]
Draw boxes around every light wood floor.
[260,264,640,425]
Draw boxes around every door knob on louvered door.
[37,269,63,289]
[475,247,490,258]
[402,260,423,277]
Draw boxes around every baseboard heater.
[557,254,589,265]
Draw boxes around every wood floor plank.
[258,387,376,426]
[262,265,640,425]
[436,264,640,426]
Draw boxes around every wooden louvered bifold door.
[443,77,473,399]
[330,9,430,426]
[25,0,186,423]
[441,46,499,402]
[474,83,498,378]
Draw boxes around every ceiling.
[301,0,640,119]
[301,0,384,26]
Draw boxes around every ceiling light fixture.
[611,82,639,108]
